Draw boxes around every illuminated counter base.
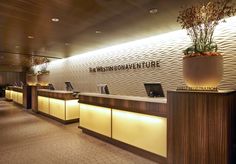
[80,104,111,137]
[5,87,23,105]
[112,109,167,157]
[5,89,12,100]
[37,90,79,123]
[79,93,167,163]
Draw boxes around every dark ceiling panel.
[0,0,209,71]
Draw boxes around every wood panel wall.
[0,72,25,85]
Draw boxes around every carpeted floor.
[0,99,155,164]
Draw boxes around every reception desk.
[79,93,167,163]
[5,86,23,105]
[37,89,80,123]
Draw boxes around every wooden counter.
[38,89,76,100]
[167,90,236,164]
[79,93,167,117]
[37,89,79,123]
[79,93,167,163]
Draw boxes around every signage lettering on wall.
[89,60,160,73]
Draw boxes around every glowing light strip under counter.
[50,98,66,120]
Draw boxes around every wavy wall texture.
[47,16,236,97]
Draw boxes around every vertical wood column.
[31,86,38,112]
[167,90,236,164]
[23,85,32,109]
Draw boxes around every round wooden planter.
[37,72,50,86]
[26,74,38,86]
[183,55,223,88]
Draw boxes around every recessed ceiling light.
[95,30,102,34]
[149,8,158,14]
[28,35,34,39]
[51,18,59,22]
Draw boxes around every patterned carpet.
[0,100,155,164]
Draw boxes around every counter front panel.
[79,93,167,162]
[37,89,79,123]
[9,87,23,105]
[66,100,80,120]
[112,109,167,157]
[5,90,12,100]
[38,96,50,114]
[50,98,66,120]
[16,92,23,104]
[80,103,111,137]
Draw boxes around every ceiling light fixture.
[15,45,20,49]
[65,43,70,46]
[95,30,102,34]
[28,35,34,39]
[51,18,60,22]
[149,8,158,14]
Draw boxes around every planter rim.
[183,54,222,59]
[27,74,37,76]
[38,72,50,75]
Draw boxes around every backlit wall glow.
[47,16,236,96]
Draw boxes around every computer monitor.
[13,82,18,86]
[19,81,24,87]
[97,84,109,94]
[144,82,164,97]
[65,82,73,91]
[48,84,55,90]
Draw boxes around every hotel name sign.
[89,60,160,73]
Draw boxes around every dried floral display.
[35,57,50,74]
[24,56,50,74]
[177,0,236,57]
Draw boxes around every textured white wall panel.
[47,16,236,97]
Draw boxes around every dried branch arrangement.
[25,56,50,74]
[177,0,236,57]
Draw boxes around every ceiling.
[0,0,207,72]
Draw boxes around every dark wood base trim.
[5,98,13,101]
[32,109,39,113]
[79,126,167,164]
[38,111,79,124]
[13,101,24,107]
[65,118,80,124]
